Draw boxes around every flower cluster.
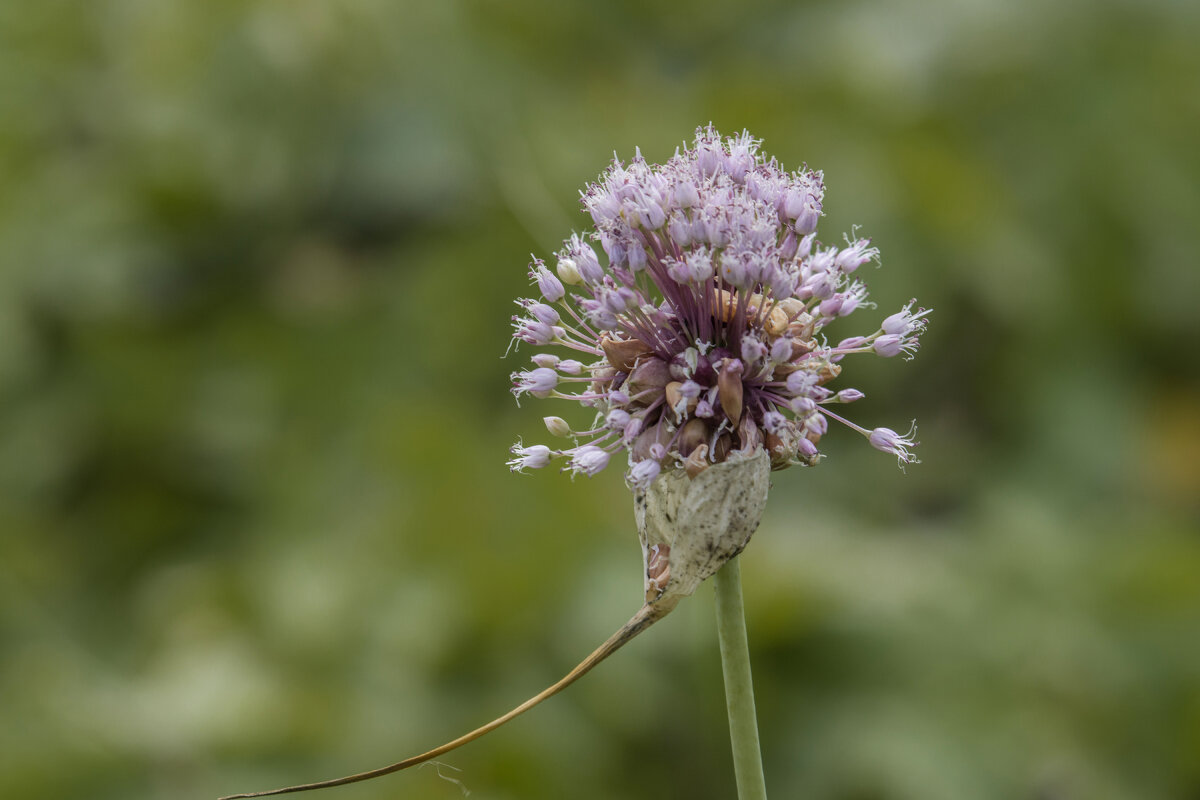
[508,126,929,488]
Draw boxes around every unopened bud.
[544,416,573,437]
[556,257,582,285]
[717,358,745,423]
[535,267,565,302]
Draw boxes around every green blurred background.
[2,1,1198,799]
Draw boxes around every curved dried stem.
[219,601,673,799]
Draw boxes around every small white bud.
[556,257,583,285]
[543,416,573,437]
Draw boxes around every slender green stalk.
[713,556,768,800]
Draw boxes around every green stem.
[713,556,768,800]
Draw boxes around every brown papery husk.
[635,449,771,605]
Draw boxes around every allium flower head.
[219,130,931,799]
[508,125,929,486]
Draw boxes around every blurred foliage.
[1,1,1198,799]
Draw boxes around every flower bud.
[529,303,560,325]
[717,358,744,423]
[536,266,565,302]
[628,459,661,491]
[544,416,573,437]
[556,257,583,285]
[740,335,768,365]
[576,244,604,284]
[795,206,819,235]
[570,445,611,476]
[786,370,817,395]
[873,334,904,358]
[606,409,631,431]
[674,180,700,208]
[789,395,816,415]
[769,336,794,363]
[668,215,691,248]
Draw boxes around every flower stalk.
[714,556,768,800]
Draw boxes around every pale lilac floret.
[506,125,928,485]
[606,409,631,431]
[508,443,552,472]
[873,333,920,359]
[834,239,878,273]
[628,459,662,489]
[881,300,932,337]
[526,302,560,326]
[570,446,611,476]
[511,367,558,399]
[790,396,816,415]
[873,334,906,358]
[512,318,558,346]
[769,336,793,364]
[741,335,768,365]
[762,411,789,435]
[787,371,818,395]
[868,424,920,467]
[533,264,565,303]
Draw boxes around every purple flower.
[873,334,906,358]
[508,443,552,472]
[526,302,560,326]
[507,126,929,484]
[834,238,878,273]
[532,261,565,303]
[570,445,611,476]
[627,458,662,489]
[868,424,920,468]
[511,367,558,399]
[881,299,932,336]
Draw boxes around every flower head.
[508,125,929,485]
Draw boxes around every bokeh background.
[2,1,1198,799]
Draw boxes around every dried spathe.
[637,449,771,608]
